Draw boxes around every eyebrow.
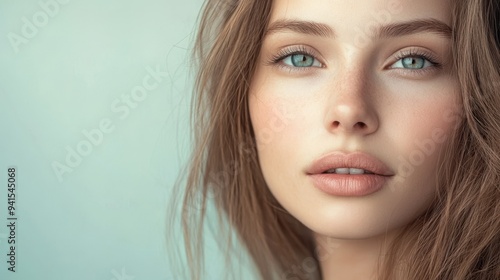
[265,18,452,39]
[379,18,452,38]
[266,20,334,37]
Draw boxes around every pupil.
[403,57,424,69]
[292,54,312,67]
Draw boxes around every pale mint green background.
[0,0,256,279]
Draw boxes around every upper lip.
[306,151,394,176]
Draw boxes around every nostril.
[354,122,367,129]
[330,120,372,132]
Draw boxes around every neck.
[314,229,404,280]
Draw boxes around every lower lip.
[308,173,390,196]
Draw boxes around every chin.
[283,186,428,241]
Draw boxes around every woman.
[169,0,500,279]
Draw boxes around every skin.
[248,0,461,279]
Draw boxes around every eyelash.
[267,46,442,76]
[389,48,442,76]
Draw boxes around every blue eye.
[282,54,322,68]
[269,46,324,70]
[392,56,433,69]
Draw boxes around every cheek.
[249,92,303,152]
[248,86,310,187]
[248,68,324,152]
[249,97,293,171]
[378,98,462,226]
[388,94,462,188]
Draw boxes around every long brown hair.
[168,0,500,279]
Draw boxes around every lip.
[306,152,394,197]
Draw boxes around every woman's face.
[249,0,461,239]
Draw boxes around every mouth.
[306,152,394,196]
[321,167,375,175]
[306,151,394,176]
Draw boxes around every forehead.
[268,0,452,30]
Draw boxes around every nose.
[325,69,379,136]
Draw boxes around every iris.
[284,54,317,67]
[401,57,425,69]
